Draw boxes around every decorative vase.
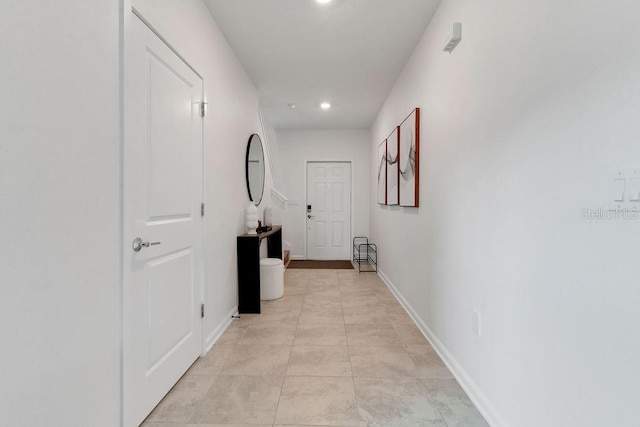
[246,204,259,234]
[263,206,272,227]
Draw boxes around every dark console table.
[237,225,282,313]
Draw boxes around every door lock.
[132,237,161,252]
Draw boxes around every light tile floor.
[142,268,488,427]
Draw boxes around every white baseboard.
[377,269,507,427]
[291,255,305,260]
[203,306,238,354]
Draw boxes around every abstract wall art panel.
[386,126,399,206]
[377,140,387,205]
[399,108,420,207]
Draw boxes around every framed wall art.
[386,126,399,206]
[399,107,420,207]
[377,140,387,204]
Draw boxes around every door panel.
[148,54,194,216]
[332,222,344,247]
[315,222,327,248]
[124,14,203,427]
[307,162,351,260]
[315,183,327,212]
[147,250,194,368]
[332,183,344,212]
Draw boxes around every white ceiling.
[204,0,441,130]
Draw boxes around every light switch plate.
[613,177,626,202]
[611,168,640,205]
[627,179,640,202]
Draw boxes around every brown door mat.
[288,260,354,269]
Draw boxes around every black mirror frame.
[245,133,265,206]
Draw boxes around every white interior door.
[306,162,351,260]
[123,14,203,427]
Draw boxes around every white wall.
[131,0,274,350]
[0,1,121,425]
[278,129,370,259]
[371,0,640,426]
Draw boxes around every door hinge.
[200,101,207,118]
[201,203,205,217]
[201,303,205,319]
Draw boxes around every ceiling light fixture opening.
[287,103,296,109]
[316,0,332,4]
[320,102,331,110]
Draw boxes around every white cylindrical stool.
[260,257,284,300]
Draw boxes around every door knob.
[307,214,314,219]
[132,237,161,252]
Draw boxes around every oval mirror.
[245,133,265,206]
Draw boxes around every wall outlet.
[472,310,482,337]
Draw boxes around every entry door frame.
[121,6,206,426]
[304,160,354,260]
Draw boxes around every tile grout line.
[271,341,293,426]
[337,269,365,426]
[271,269,309,426]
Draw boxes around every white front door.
[306,162,351,260]
[123,15,203,427]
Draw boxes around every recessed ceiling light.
[320,102,331,110]
[287,103,296,109]
[316,0,332,4]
